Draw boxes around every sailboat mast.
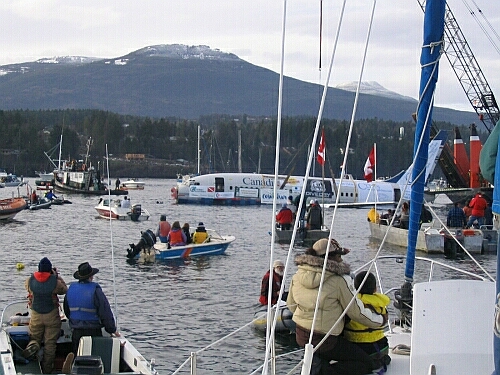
[406,0,445,282]
[197,125,201,175]
[58,134,63,171]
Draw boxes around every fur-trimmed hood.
[294,253,351,275]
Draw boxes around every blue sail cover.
[405,0,446,281]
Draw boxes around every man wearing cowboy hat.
[63,262,120,355]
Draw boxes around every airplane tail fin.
[385,130,448,199]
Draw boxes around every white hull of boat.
[121,179,146,190]
[95,198,150,221]
[383,278,494,374]
[368,221,484,254]
[0,300,156,375]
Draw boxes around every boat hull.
[368,221,484,254]
[369,221,444,253]
[54,179,126,196]
[95,200,150,221]
[151,237,236,260]
[274,227,330,246]
[252,304,295,334]
[0,198,27,220]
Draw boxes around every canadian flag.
[364,146,375,182]
[317,130,326,166]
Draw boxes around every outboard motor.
[130,204,142,222]
[127,229,157,258]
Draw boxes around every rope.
[392,344,411,356]
[105,145,119,331]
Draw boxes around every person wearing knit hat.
[24,257,68,373]
[259,260,287,306]
[192,222,208,244]
[286,239,387,375]
[63,262,120,355]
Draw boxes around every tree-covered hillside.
[0,109,483,180]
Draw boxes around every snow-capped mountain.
[336,81,416,102]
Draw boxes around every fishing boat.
[49,137,126,196]
[126,228,235,261]
[0,300,157,375]
[0,197,27,220]
[120,178,146,190]
[95,197,150,221]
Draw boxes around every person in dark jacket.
[447,202,467,228]
[24,257,68,373]
[305,200,323,230]
[63,262,120,355]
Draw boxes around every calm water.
[0,179,497,374]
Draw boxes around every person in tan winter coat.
[287,238,387,375]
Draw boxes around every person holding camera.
[24,257,68,373]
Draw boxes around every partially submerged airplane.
[172,131,448,207]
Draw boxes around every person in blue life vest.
[63,262,120,355]
[24,257,68,374]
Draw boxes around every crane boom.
[419,0,500,132]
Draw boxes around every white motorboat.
[0,298,157,375]
[95,197,150,221]
[120,178,146,190]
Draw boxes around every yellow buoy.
[16,263,25,270]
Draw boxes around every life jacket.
[66,282,100,322]
[169,229,185,246]
[192,230,208,244]
[344,293,389,343]
[28,273,58,314]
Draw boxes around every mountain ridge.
[0,44,478,125]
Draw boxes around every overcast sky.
[1,0,498,112]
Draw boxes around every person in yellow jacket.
[344,271,391,371]
[192,222,209,244]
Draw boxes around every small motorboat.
[0,197,27,220]
[121,178,146,190]
[127,228,235,261]
[28,197,52,210]
[0,174,26,187]
[0,298,157,375]
[95,197,150,221]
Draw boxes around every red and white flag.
[317,130,326,166]
[364,146,375,182]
